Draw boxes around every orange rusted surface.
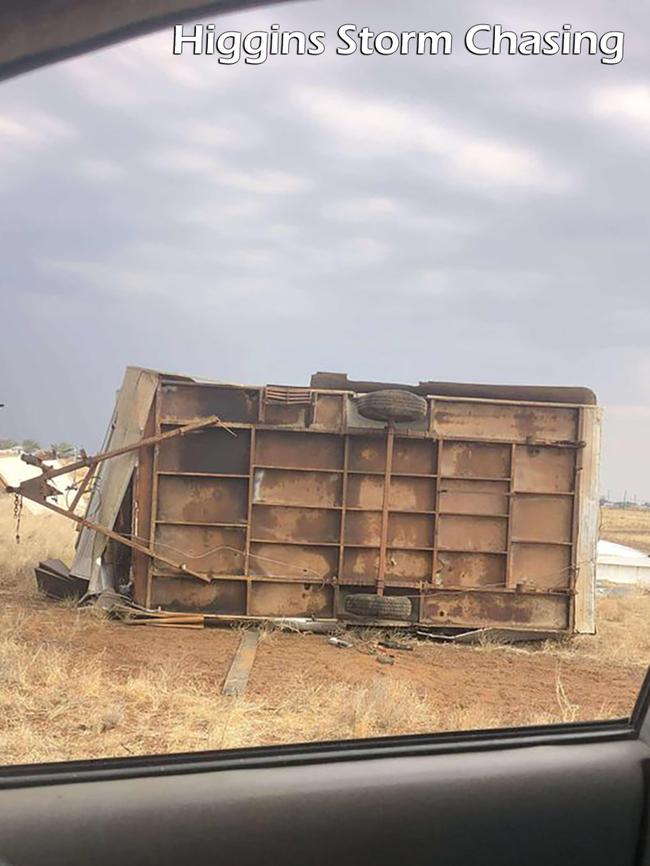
[113,372,601,634]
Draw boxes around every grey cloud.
[0,0,648,500]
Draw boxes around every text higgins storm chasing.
[172,23,625,65]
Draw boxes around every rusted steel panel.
[153,525,245,575]
[510,543,572,590]
[387,513,434,548]
[342,548,380,581]
[392,438,437,474]
[347,474,384,509]
[160,383,259,423]
[252,468,341,508]
[421,590,568,630]
[438,514,508,553]
[158,426,250,475]
[345,511,382,546]
[156,476,248,524]
[255,430,343,470]
[440,441,511,479]
[436,551,507,588]
[263,404,308,427]
[150,576,246,613]
[248,582,333,618]
[249,543,337,579]
[388,477,436,512]
[511,495,573,544]
[385,550,432,580]
[251,505,340,545]
[312,393,343,429]
[348,435,386,472]
[513,446,576,493]
[433,400,578,443]
[438,479,509,515]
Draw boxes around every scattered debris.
[375,655,395,666]
[93,589,127,613]
[35,559,88,601]
[275,618,337,634]
[416,630,466,643]
[378,639,413,652]
[30,574,561,648]
[222,630,260,696]
[454,628,555,645]
[127,618,205,630]
[328,637,353,648]
[0,454,71,515]
[90,593,208,628]
[415,627,556,645]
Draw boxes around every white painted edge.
[574,406,602,634]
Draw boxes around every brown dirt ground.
[250,631,643,724]
[0,502,648,763]
[5,591,645,741]
[3,595,241,691]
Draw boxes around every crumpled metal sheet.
[70,367,158,594]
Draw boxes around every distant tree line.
[0,439,77,456]
[601,495,650,510]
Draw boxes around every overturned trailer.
[14,367,602,635]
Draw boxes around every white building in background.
[0,453,68,515]
[597,539,650,590]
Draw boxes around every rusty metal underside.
[310,372,597,406]
[8,371,600,635]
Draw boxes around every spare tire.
[357,390,427,423]
[344,593,412,620]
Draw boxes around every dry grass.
[601,505,650,553]
[466,593,650,669]
[0,607,600,765]
[0,493,76,596]
[572,594,650,666]
[0,600,453,762]
[0,497,648,765]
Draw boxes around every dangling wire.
[13,493,23,544]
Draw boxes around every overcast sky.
[0,0,648,500]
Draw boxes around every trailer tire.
[356,390,427,423]
[344,594,412,620]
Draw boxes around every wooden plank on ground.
[222,630,260,696]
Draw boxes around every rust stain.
[119,377,590,632]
